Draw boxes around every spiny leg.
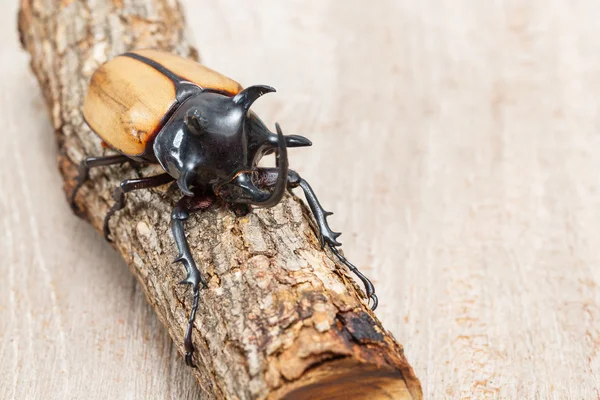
[70,154,131,212]
[171,194,215,366]
[103,173,174,241]
[292,174,378,310]
[257,168,378,310]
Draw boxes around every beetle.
[70,49,377,366]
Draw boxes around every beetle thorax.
[153,90,276,196]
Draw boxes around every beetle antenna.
[232,85,276,111]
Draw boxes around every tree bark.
[18,1,422,399]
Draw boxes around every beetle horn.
[177,169,195,197]
[268,132,312,148]
[285,135,312,147]
[232,85,276,111]
[254,122,289,207]
[219,123,288,207]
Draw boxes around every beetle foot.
[70,165,89,215]
[103,187,125,242]
[182,285,201,368]
[368,293,379,311]
[102,209,118,242]
[174,257,206,363]
[329,246,377,310]
[185,352,194,367]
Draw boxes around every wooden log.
[17,1,422,399]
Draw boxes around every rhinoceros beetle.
[70,49,377,366]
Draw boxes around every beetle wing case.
[82,49,243,160]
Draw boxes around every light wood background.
[2,0,600,399]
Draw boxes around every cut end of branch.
[272,358,416,400]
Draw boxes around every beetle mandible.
[71,49,377,367]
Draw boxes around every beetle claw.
[185,352,194,367]
[329,246,377,310]
[103,218,113,242]
[368,294,379,311]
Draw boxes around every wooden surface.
[2,0,600,399]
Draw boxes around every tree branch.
[18,0,422,398]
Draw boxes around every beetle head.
[154,85,311,207]
[216,123,289,207]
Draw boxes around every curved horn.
[232,85,276,111]
[177,169,194,197]
[284,134,312,147]
[251,122,288,207]
[268,133,312,148]
[221,123,288,207]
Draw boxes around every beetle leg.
[291,174,378,310]
[103,173,175,241]
[70,155,131,213]
[256,168,378,310]
[171,194,215,367]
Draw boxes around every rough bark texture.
[17,0,422,399]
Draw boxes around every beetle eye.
[184,113,205,136]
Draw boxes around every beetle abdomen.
[83,50,243,158]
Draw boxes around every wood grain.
[2,0,600,399]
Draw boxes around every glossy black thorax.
[153,91,274,193]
